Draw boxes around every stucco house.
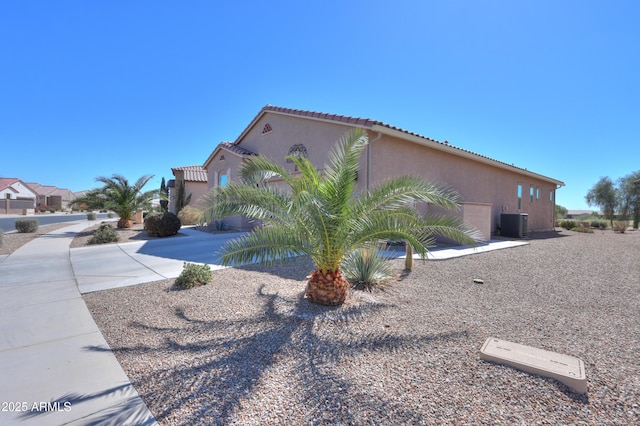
[0,178,37,214]
[26,183,74,211]
[168,165,208,214]
[202,105,564,240]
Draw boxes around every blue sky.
[1,1,638,210]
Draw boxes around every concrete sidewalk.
[0,221,157,426]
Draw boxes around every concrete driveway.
[71,228,246,294]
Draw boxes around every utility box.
[501,213,528,238]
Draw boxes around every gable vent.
[262,123,272,134]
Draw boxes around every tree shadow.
[17,383,156,425]
[81,287,467,424]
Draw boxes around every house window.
[550,189,554,202]
[536,188,540,200]
[219,171,228,188]
[517,184,522,210]
[530,186,534,203]
[262,123,272,135]
[286,144,308,163]
[5,193,11,199]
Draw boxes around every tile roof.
[0,178,20,192]
[219,142,258,157]
[171,165,208,182]
[255,105,563,186]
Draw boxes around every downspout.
[366,131,382,192]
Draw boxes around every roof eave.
[371,124,565,187]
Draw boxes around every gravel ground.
[83,228,640,425]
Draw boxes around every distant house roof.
[0,178,19,192]
[171,165,208,182]
[211,105,564,187]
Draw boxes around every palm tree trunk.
[305,269,349,306]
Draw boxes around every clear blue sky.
[1,1,638,210]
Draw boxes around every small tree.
[73,174,156,228]
[204,128,482,306]
[585,177,617,227]
[159,177,169,212]
[617,171,640,229]
[175,179,192,215]
[555,204,568,220]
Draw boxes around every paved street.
[0,213,109,232]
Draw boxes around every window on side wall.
[219,171,228,188]
[536,188,540,200]
[517,184,522,210]
[550,189,554,202]
[530,186,534,203]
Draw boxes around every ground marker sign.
[480,337,587,394]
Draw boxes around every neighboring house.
[566,210,595,219]
[0,178,37,214]
[202,105,565,239]
[168,165,208,214]
[25,183,75,211]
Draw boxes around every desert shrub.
[342,243,394,291]
[107,212,114,218]
[87,212,97,220]
[178,206,204,225]
[89,224,119,244]
[15,219,39,233]
[559,219,578,230]
[0,229,4,247]
[144,211,182,237]
[572,224,594,234]
[175,262,212,288]
[590,219,608,229]
[613,221,628,233]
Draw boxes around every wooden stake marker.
[480,337,587,394]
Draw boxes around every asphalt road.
[0,213,110,232]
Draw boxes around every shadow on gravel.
[83,286,468,424]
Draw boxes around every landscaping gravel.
[83,229,640,425]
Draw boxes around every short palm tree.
[205,129,481,305]
[73,174,156,228]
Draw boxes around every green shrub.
[15,219,39,233]
[572,224,594,234]
[87,212,97,221]
[559,219,578,230]
[342,243,394,291]
[107,212,114,218]
[178,206,204,225]
[144,212,182,237]
[88,224,119,244]
[175,262,212,288]
[590,219,608,229]
[613,221,628,233]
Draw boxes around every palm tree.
[74,174,156,228]
[205,129,481,306]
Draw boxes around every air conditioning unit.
[500,213,528,238]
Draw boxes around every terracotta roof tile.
[219,142,258,157]
[171,165,208,182]
[0,178,20,192]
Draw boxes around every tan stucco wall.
[369,135,557,234]
[206,112,558,236]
